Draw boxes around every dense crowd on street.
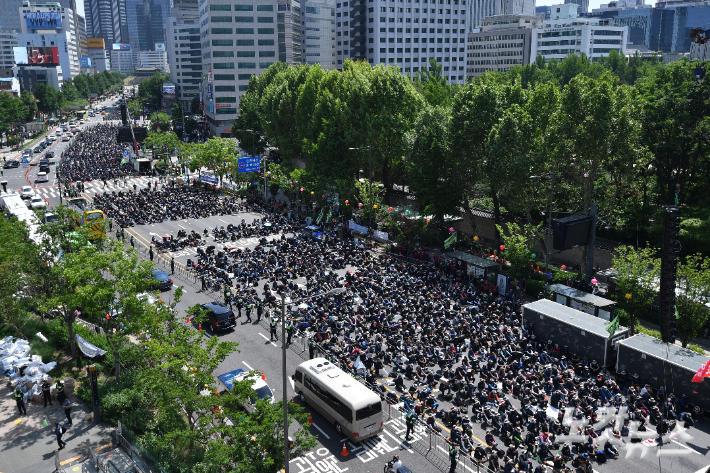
[212,225,699,473]
[57,124,136,185]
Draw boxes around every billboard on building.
[78,57,92,68]
[155,43,166,51]
[13,47,59,66]
[162,83,175,95]
[87,38,105,49]
[26,12,62,29]
[112,43,131,50]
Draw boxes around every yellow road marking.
[60,443,113,466]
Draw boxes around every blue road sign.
[122,150,129,157]
[237,156,260,173]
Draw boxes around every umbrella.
[298,303,309,309]
[264,222,272,227]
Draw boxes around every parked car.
[21,186,34,199]
[217,368,274,413]
[35,171,48,183]
[150,269,173,291]
[62,135,70,142]
[29,196,47,209]
[45,151,54,160]
[196,302,236,332]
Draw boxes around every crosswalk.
[31,177,156,199]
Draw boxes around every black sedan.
[3,160,19,169]
[196,302,236,332]
[150,269,173,291]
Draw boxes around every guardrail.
[81,422,166,473]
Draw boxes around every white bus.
[1,192,43,246]
[294,358,384,442]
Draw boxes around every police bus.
[294,358,384,442]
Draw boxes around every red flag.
[692,359,710,383]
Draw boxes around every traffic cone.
[308,413,314,424]
[186,316,190,324]
[261,370,266,381]
[340,442,348,456]
[198,323,202,331]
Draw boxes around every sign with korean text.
[237,157,260,173]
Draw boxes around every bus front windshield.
[356,402,382,421]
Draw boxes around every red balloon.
[322,194,325,198]
[500,245,505,251]
[388,207,393,211]
[345,200,349,204]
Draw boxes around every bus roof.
[296,358,379,407]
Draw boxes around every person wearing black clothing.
[15,388,26,415]
[53,422,67,449]
[42,379,53,407]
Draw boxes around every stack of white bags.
[1,336,58,396]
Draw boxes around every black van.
[197,302,236,332]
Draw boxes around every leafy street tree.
[675,254,710,347]
[190,137,240,186]
[149,112,172,133]
[190,95,201,115]
[611,245,660,335]
[138,72,170,111]
[496,223,542,284]
[414,59,457,108]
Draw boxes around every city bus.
[66,197,106,240]
[294,358,384,442]
[76,110,87,120]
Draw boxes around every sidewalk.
[0,387,114,473]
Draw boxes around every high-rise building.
[167,0,201,103]
[77,14,87,56]
[85,0,126,45]
[301,0,335,69]
[18,1,81,78]
[564,0,587,15]
[0,33,19,77]
[124,0,151,50]
[466,14,539,78]
[335,0,468,84]
[137,49,168,70]
[469,0,535,30]
[2,0,79,33]
[200,0,303,137]
[149,0,171,47]
[531,4,627,61]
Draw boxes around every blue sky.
[76,0,84,17]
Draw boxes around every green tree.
[138,72,169,111]
[190,137,239,186]
[495,222,542,284]
[612,245,660,335]
[21,90,37,121]
[414,59,455,107]
[190,95,201,115]
[676,254,710,347]
[149,112,172,132]
[128,98,143,120]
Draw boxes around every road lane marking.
[671,440,701,454]
[258,333,276,345]
[243,361,254,371]
[311,422,331,439]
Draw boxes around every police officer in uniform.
[270,318,278,341]
[15,387,27,415]
[201,273,206,291]
[42,378,53,407]
[56,380,66,403]
[256,301,263,322]
[449,445,458,473]
[405,409,416,441]
[236,297,243,318]
[245,300,253,322]
[286,319,294,345]
[309,338,316,359]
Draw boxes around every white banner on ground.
[348,220,388,241]
[200,173,218,184]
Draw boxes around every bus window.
[85,212,103,221]
[356,402,382,421]
[294,370,302,383]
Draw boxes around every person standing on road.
[256,301,263,322]
[245,301,252,322]
[15,387,27,415]
[56,380,66,404]
[130,235,134,248]
[170,256,175,274]
[149,246,154,261]
[286,319,294,345]
[270,318,278,341]
[53,422,67,449]
[308,338,315,359]
[236,297,243,318]
[63,398,73,425]
[42,378,53,407]
[405,409,416,441]
[449,445,458,473]
[201,274,206,291]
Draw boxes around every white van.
[294,358,384,442]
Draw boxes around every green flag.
[606,315,620,339]
[444,231,457,249]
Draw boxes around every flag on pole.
[444,231,457,249]
[692,359,710,383]
[605,315,620,339]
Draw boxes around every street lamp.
[277,286,346,473]
[531,171,555,276]
[349,146,372,231]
